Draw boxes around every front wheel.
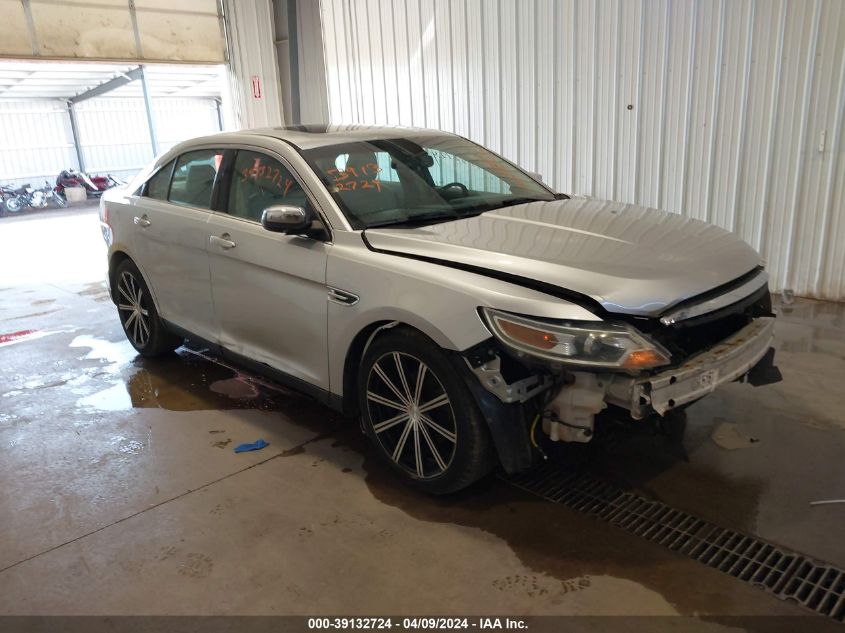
[114,259,181,357]
[358,328,495,494]
[4,196,25,213]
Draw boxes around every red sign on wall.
[251,75,262,99]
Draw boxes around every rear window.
[145,160,174,200]
[168,149,224,209]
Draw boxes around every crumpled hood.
[364,198,762,317]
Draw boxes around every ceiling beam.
[0,71,36,96]
[69,67,143,104]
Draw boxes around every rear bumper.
[606,317,776,418]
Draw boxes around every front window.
[227,150,309,222]
[301,136,554,229]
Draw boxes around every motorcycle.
[1,185,19,214]
[1,184,28,214]
[55,169,122,199]
[1,182,67,214]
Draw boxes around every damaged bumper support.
[468,316,778,450]
[606,317,777,418]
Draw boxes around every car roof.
[177,124,453,152]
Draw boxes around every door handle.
[133,215,151,228]
[210,234,236,250]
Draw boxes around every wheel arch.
[341,319,458,415]
[108,250,162,314]
[341,320,401,417]
[108,250,132,303]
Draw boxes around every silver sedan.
[100,124,779,493]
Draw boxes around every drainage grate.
[506,461,845,623]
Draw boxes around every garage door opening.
[0,60,228,194]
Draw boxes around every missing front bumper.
[605,317,778,418]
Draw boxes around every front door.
[206,148,330,390]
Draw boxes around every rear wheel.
[358,328,495,494]
[114,259,181,357]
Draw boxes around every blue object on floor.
[234,438,269,453]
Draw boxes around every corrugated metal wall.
[297,0,330,122]
[0,99,77,188]
[223,0,285,128]
[0,97,221,188]
[319,0,845,300]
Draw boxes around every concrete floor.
[1,206,843,626]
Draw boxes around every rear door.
[206,147,331,391]
[131,148,222,342]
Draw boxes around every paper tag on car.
[698,369,719,390]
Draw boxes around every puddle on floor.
[711,419,760,450]
[69,334,138,367]
[209,377,260,399]
[776,297,845,330]
[77,382,134,411]
[66,341,310,414]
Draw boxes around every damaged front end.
[463,270,782,466]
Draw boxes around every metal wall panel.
[223,0,285,128]
[297,0,330,123]
[0,97,221,188]
[320,0,845,300]
[0,99,76,189]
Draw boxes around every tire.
[358,328,495,494]
[53,194,68,208]
[4,196,25,213]
[114,259,181,357]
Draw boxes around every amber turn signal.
[622,349,667,369]
[496,319,558,350]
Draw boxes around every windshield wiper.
[451,197,548,215]
[497,196,549,208]
[365,211,460,229]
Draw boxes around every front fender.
[326,234,601,399]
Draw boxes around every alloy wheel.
[117,271,150,348]
[365,352,458,479]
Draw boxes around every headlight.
[481,308,670,370]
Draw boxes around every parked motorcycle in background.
[0,185,25,215]
[0,182,67,215]
[55,169,123,199]
[31,182,68,209]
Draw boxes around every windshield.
[300,135,555,229]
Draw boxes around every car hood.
[364,198,762,317]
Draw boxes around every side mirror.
[528,171,545,184]
[261,204,315,234]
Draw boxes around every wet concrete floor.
[0,207,843,626]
